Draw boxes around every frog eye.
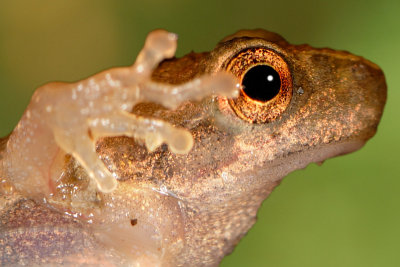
[226,47,293,123]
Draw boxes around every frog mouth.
[290,139,366,170]
[244,139,367,187]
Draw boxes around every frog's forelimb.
[0,30,238,196]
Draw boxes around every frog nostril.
[242,65,281,102]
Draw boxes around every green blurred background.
[0,1,398,266]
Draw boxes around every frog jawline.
[265,139,366,183]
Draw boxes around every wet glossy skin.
[0,30,386,266]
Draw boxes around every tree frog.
[0,29,386,266]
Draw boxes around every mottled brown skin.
[0,30,386,266]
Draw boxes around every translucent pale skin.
[0,29,386,266]
[0,30,238,195]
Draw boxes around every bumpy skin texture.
[0,29,386,266]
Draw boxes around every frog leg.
[138,72,239,109]
[81,71,238,191]
[52,128,117,193]
[88,112,193,155]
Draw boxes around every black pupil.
[242,65,281,101]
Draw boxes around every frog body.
[0,29,386,266]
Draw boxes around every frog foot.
[2,29,238,195]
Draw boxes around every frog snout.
[345,59,387,139]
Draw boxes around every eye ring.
[226,47,293,123]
